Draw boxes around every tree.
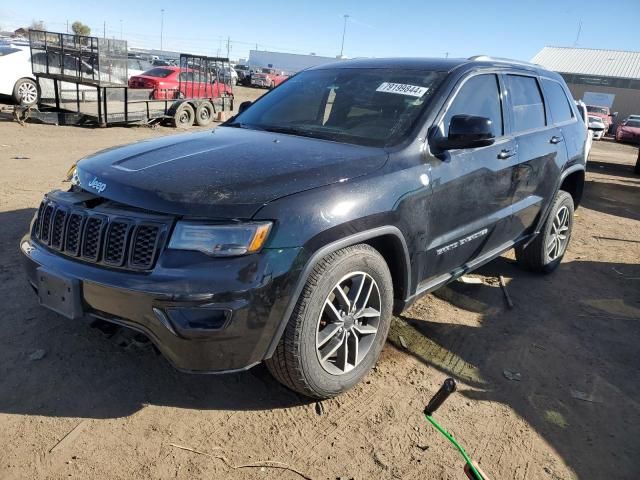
[71,21,91,36]
[29,20,46,31]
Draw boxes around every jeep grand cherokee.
[20,57,587,398]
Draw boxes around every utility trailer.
[14,30,233,128]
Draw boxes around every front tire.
[195,101,214,126]
[266,244,393,399]
[515,190,574,273]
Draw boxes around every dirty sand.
[0,91,638,479]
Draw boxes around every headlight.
[168,221,272,257]
[64,163,80,185]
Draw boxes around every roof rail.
[468,55,540,68]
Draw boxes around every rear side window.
[542,79,574,124]
[443,74,504,137]
[506,75,546,132]
[144,68,174,78]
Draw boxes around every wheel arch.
[559,166,585,209]
[263,226,411,359]
[13,76,40,103]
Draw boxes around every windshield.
[0,46,20,56]
[588,116,603,123]
[587,106,609,115]
[624,120,640,128]
[142,67,174,78]
[227,67,446,147]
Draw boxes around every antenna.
[573,20,582,46]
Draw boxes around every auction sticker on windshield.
[376,82,429,97]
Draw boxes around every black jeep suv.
[21,57,586,398]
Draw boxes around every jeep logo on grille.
[88,177,107,193]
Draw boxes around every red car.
[250,68,289,89]
[586,104,614,131]
[128,66,232,100]
[615,119,640,144]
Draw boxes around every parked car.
[615,118,640,144]
[128,66,232,100]
[250,68,288,88]
[21,57,586,398]
[575,100,592,160]
[127,58,154,78]
[588,115,606,140]
[234,64,250,84]
[623,114,640,122]
[586,104,616,132]
[0,44,38,105]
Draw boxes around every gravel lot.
[0,93,638,479]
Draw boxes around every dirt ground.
[0,91,638,480]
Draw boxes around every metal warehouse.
[532,46,640,122]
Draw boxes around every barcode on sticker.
[376,82,429,97]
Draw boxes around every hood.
[76,127,388,219]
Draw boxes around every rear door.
[423,73,518,281]
[503,73,567,240]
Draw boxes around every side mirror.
[238,101,252,114]
[437,115,496,150]
[612,112,618,117]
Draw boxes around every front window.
[227,67,446,147]
[587,105,609,115]
[624,120,640,128]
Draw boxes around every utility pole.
[120,19,123,39]
[103,21,106,39]
[573,19,582,46]
[160,9,165,51]
[226,36,231,59]
[66,20,69,33]
[340,14,350,58]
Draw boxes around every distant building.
[248,50,341,74]
[532,46,640,121]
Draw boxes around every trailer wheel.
[172,103,195,129]
[195,101,214,126]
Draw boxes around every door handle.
[550,135,564,144]
[497,148,516,159]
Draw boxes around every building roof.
[531,46,640,80]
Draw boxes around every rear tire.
[266,244,393,399]
[13,78,39,105]
[172,103,195,129]
[195,101,214,126]
[515,190,574,273]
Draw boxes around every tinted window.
[0,47,20,56]
[506,75,546,132]
[230,68,446,147]
[443,74,503,136]
[144,67,174,78]
[542,79,573,123]
[586,105,608,115]
[625,120,640,127]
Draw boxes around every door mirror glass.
[238,101,252,114]
[439,115,495,150]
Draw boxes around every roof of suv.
[311,56,552,76]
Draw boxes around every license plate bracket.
[36,267,83,319]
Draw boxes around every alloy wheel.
[18,82,37,104]
[547,205,570,260]
[315,271,381,375]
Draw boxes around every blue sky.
[2,0,639,61]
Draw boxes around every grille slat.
[31,198,166,271]
[50,208,67,249]
[130,225,160,269]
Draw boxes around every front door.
[422,73,518,283]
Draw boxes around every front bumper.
[20,235,303,373]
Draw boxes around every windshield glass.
[588,116,603,123]
[227,67,446,147]
[143,67,174,78]
[624,120,640,128]
[587,106,609,115]
[0,46,20,56]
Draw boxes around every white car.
[575,100,592,161]
[588,115,606,140]
[0,44,39,105]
